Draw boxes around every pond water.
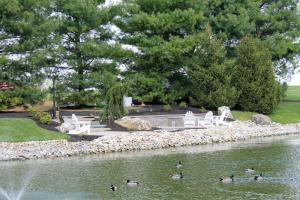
[1,135,300,200]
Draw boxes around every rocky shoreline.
[1,121,300,161]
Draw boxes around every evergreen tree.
[233,37,281,114]
[203,0,300,78]
[53,0,127,106]
[0,0,53,84]
[188,30,238,109]
[116,0,207,104]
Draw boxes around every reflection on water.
[1,134,300,199]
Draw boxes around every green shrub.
[0,86,45,109]
[163,104,171,112]
[39,112,52,124]
[102,84,126,123]
[188,96,199,107]
[60,90,101,107]
[179,101,187,109]
[188,30,238,110]
[199,106,207,113]
[10,97,23,107]
[27,107,40,119]
[0,104,7,111]
[233,37,280,114]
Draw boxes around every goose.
[110,184,117,192]
[245,167,255,173]
[176,161,183,168]
[219,175,234,183]
[172,172,183,180]
[254,173,263,181]
[126,180,139,186]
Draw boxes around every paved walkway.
[65,113,206,136]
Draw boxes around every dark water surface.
[1,135,300,199]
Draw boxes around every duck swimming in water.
[219,175,234,183]
[172,172,183,180]
[245,167,255,173]
[110,184,117,192]
[176,161,182,168]
[126,180,139,186]
[254,173,263,181]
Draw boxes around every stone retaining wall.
[1,121,299,161]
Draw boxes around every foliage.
[27,107,40,119]
[103,84,126,123]
[0,0,54,84]
[233,37,280,114]
[117,0,206,105]
[203,0,300,78]
[0,118,69,142]
[38,112,52,125]
[188,30,239,109]
[0,87,45,109]
[10,97,23,107]
[199,107,207,113]
[163,104,172,112]
[51,0,129,106]
[179,101,187,109]
[1,0,300,110]
[57,90,102,107]
[126,74,165,103]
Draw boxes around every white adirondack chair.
[213,110,231,126]
[183,111,196,127]
[197,111,214,128]
[68,114,91,135]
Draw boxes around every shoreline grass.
[233,86,300,124]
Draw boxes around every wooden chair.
[183,111,196,128]
[68,114,91,135]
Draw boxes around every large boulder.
[115,117,153,131]
[251,114,271,125]
[218,106,234,120]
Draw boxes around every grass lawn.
[0,118,69,142]
[232,111,257,121]
[283,86,300,101]
[233,86,300,124]
[269,102,300,124]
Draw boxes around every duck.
[110,184,117,192]
[176,161,183,168]
[245,167,255,173]
[126,180,139,186]
[219,175,234,183]
[254,173,263,181]
[171,172,183,180]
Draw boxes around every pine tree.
[188,29,238,109]
[233,37,281,114]
[203,0,300,78]
[0,0,53,84]
[53,0,127,106]
[116,0,207,104]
